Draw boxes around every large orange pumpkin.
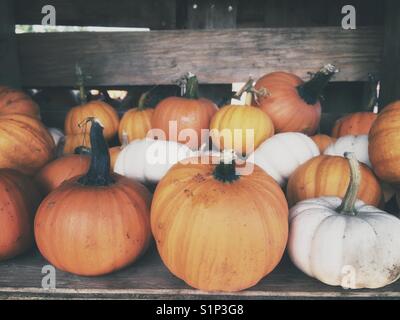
[35,154,91,195]
[0,86,40,118]
[0,169,42,261]
[35,119,151,276]
[63,133,91,155]
[210,91,274,156]
[65,100,119,140]
[254,65,338,135]
[332,112,377,138]
[287,155,382,207]
[311,134,336,153]
[151,152,288,292]
[152,74,218,150]
[369,101,400,185]
[119,92,153,143]
[0,114,55,174]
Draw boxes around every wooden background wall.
[2,0,399,134]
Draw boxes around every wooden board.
[17,27,383,87]
[14,0,176,30]
[1,247,400,299]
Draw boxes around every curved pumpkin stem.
[365,73,380,113]
[336,152,361,215]
[76,64,88,104]
[138,91,150,110]
[184,73,199,100]
[234,78,269,105]
[297,64,339,105]
[213,149,239,183]
[78,118,114,186]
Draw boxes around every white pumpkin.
[48,127,64,146]
[288,153,400,289]
[247,132,320,186]
[114,138,194,184]
[324,134,370,167]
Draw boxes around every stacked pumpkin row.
[1,63,400,294]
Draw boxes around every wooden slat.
[17,27,383,87]
[1,247,400,299]
[380,0,400,106]
[14,0,176,29]
[0,0,21,87]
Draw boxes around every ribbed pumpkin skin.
[332,112,377,138]
[210,105,274,155]
[0,86,40,118]
[35,174,152,276]
[369,101,400,185]
[287,155,382,207]
[63,133,91,155]
[254,72,321,135]
[35,155,91,195]
[311,134,336,153]
[151,158,288,292]
[119,108,153,142]
[0,169,42,261]
[65,101,119,140]
[152,97,218,150]
[0,114,55,175]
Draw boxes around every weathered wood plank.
[0,0,21,87]
[17,27,383,87]
[14,0,176,29]
[379,0,400,107]
[1,247,400,299]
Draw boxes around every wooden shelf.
[1,246,400,299]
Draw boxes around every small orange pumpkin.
[287,155,382,207]
[0,169,42,261]
[0,114,55,174]
[152,74,218,150]
[311,134,336,153]
[369,101,400,185]
[118,92,154,143]
[35,155,91,195]
[151,152,288,292]
[332,112,378,138]
[210,83,274,156]
[35,119,152,276]
[0,86,40,118]
[254,65,338,135]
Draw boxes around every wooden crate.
[0,0,400,299]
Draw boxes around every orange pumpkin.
[210,90,274,156]
[332,112,377,138]
[0,114,55,175]
[151,152,288,292]
[65,100,119,140]
[369,101,400,185]
[152,74,218,150]
[0,86,40,118]
[118,92,154,142]
[35,155,91,195]
[287,155,382,207]
[63,133,91,155]
[311,134,336,153]
[35,119,151,276]
[0,169,42,261]
[254,65,338,135]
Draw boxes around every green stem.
[297,64,338,105]
[213,150,239,183]
[138,91,149,110]
[365,73,379,112]
[78,119,114,186]
[76,64,87,104]
[336,152,360,215]
[184,73,199,99]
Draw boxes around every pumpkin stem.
[233,78,268,106]
[78,118,115,186]
[297,64,338,105]
[365,73,379,112]
[138,91,150,110]
[337,152,361,215]
[184,73,199,100]
[76,64,88,104]
[213,150,239,183]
